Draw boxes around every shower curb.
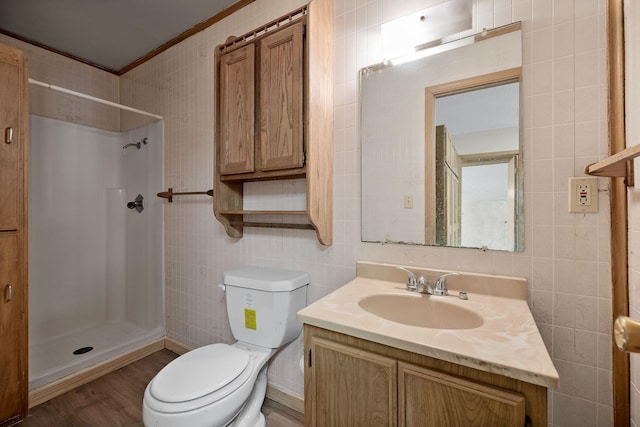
[28,338,165,408]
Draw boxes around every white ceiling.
[0,0,240,73]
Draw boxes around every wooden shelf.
[219,210,307,215]
[585,144,640,185]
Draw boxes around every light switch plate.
[568,177,598,213]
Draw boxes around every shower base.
[29,320,164,391]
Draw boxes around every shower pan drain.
[73,346,94,355]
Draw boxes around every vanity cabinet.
[304,325,546,427]
[214,0,333,245]
[0,42,28,426]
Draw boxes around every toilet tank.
[223,266,309,349]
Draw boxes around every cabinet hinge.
[303,24,307,40]
[308,349,312,367]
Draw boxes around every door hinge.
[308,349,312,368]
[303,24,307,40]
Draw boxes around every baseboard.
[28,338,165,408]
[164,337,191,355]
[28,336,305,415]
[266,384,304,414]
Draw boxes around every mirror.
[361,24,523,251]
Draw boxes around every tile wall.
[122,1,613,425]
[2,0,614,425]
[0,35,120,131]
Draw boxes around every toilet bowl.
[143,342,274,427]
[142,266,309,427]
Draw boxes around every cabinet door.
[0,234,26,424]
[309,337,397,427]
[0,53,21,231]
[398,362,525,427]
[219,43,255,175]
[258,21,304,171]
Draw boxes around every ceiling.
[0,0,242,74]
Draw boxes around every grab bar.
[157,187,213,203]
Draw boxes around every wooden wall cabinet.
[0,42,29,427]
[214,0,333,245]
[304,325,547,427]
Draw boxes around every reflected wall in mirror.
[361,24,523,251]
[427,71,522,251]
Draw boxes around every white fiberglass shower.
[28,114,164,390]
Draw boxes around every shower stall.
[28,114,165,390]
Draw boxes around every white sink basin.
[358,293,484,330]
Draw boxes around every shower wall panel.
[28,115,164,344]
[29,115,124,343]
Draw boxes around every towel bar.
[157,187,213,203]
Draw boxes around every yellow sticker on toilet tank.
[244,309,257,330]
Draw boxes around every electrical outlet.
[568,177,598,213]
[404,195,413,209]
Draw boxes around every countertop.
[297,261,559,388]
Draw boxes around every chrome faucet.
[433,272,460,296]
[396,267,430,294]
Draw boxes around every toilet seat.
[145,343,254,414]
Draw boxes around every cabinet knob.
[5,284,12,302]
[5,127,13,144]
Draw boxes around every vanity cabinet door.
[218,43,255,175]
[258,20,304,172]
[398,362,525,427]
[308,337,397,427]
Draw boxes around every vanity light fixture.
[389,36,474,66]
[381,0,472,61]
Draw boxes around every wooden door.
[0,43,28,426]
[398,362,525,427]
[219,43,255,175]
[434,125,461,246]
[258,21,304,171]
[309,337,397,427]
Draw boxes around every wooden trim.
[608,0,630,426]
[28,339,165,408]
[0,29,119,74]
[117,0,256,75]
[164,337,191,355]
[266,384,304,414]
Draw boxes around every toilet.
[142,266,309,427]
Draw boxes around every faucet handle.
[396,266,417,291]
[433,272,460,296]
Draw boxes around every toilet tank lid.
[223,266,310,291]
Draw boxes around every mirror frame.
[424,68,522,249]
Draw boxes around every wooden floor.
[22,349,304,427]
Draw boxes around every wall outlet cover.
[568,177,598,213]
